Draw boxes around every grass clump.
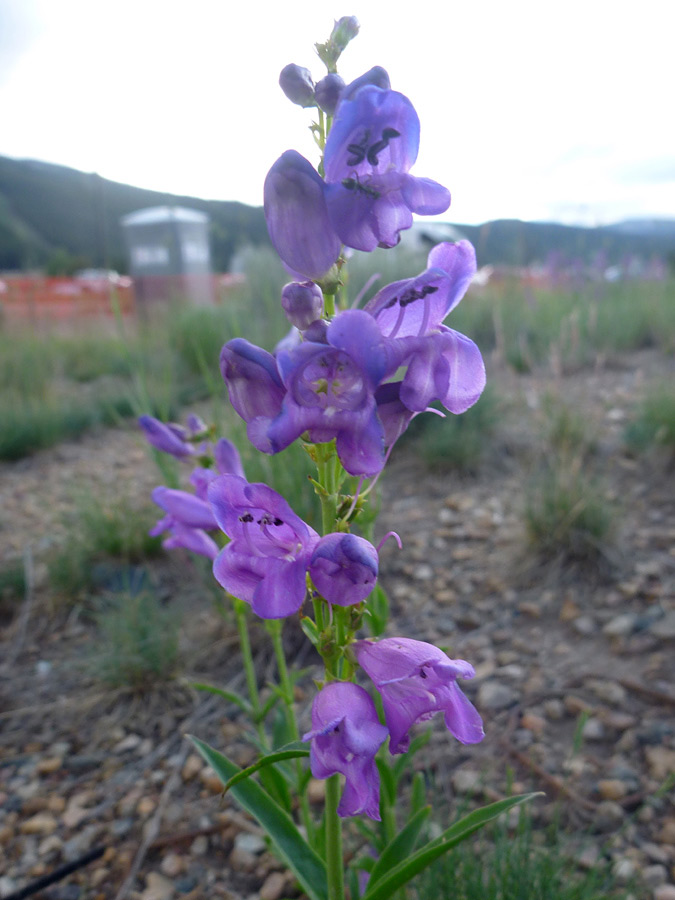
[524,458,613,566]
[625,380,675,457]
[415,809,630,900]
[92,589,180,690]
[401,386,498,473]
[49,492,162,600]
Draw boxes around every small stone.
[582,718,606,741]
[645,747,675,780]
[38,834,63,857]
[578,845,599,870]
[181,754,203,781]
[229,845,256,873]
[47,795,66,814]
[603,614,638,637]
[141,871,175,900]
[198,767,223,794]
[521,713,546,735]
[642,865,667,887]
[544,699,565,721]
[235,832,266,855]
[477,681,518,711]
[650,611,675,640]
[653,887,675,900]
[586,679,627,705]
[564,695,594,715]
[612,858,635,884]
[91,868,109,888]
[159,852,184,877]
[307,779,325,804]
[451,769,482,796]
[573,615,597,635]
[21,812,58,835]
[593,801,625,832]
[259,872,286,900]
[114,733,142,753]
[658,819,675,845]
[559,597,581,622]
[36,757,63,775]
[190,835,208,856]
[137,796,156,817]
[597,779,628,801]
[413,563,434,580]
[642,843,669,864]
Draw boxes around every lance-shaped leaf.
[366,805,431,888]
[220,741,310,795]
[361,793,541,900]
[189,736,327,900]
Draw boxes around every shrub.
[624,381,675,457]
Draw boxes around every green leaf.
[189,736,327,900]
[300,616,321,647]
[409,772,426,819]
[367,806,430,888]
[190,682,251,714]
[362,793,540,900]
[221,743,310,794]
[376,758,396,807]
[365,584,389,637]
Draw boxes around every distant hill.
[1,155,674,273]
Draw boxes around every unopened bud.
[330,16,360,51]
[281,281,324,330]
[279,63,315,108]
[315,73,345,116]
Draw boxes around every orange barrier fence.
[0,275,135,321]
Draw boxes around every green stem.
[325,774,344,900]
[269,621,315,843]
[234,597,260,718]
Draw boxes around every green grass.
[48,491,163,600]
[415,809,630,900]
[524,458,614,566]
[400,386,498,473]
[91,589,180,690]
[625,380,675,456]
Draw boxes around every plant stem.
[325,774,344,900]
[269,620,315,843]
[234,597,260,718]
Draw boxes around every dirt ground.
[1,348,674,900]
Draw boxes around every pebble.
[451,770,482,796]
[190,835,208,856]
[645,747,675,780]
[597,779,628,801]
[259,872,287,900]
[582,717,606,742]
[593,801,626,833]
[573,615,597,635]
[36,756,63,775]
[234,832,266,855]
[20,812,58,835]
[650,611,675,640]
[603,613,638,637]
[181,754,203,781]
[198,767,223,794]
[586,679,627,705]
[477,681,518,711]
[612,858,636,884]
[653,887,675,900]
[141,871,175,900]
[160,852,185,877]
[643,865,668,887]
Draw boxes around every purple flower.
[353,638,484,754]
[267,309,401,476]
[279,64,315,108]
[366,241,485,415]
[264,150,342,280]
[219,339,286,453]
[315,73,345,116]
[309,533,378,606]
[302,682,388,820]
[208,475,319,619]
[149,486,219,560]
[324,85,450,251]
[138,414,205,458]
[281,281,324,330]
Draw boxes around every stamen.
[351,272,381,309]
[387,301,406,339]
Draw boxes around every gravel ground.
[1,349,674,900]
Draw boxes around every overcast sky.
[1,0,673,226]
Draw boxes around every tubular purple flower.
[264,150,342,280]
[138,415,198,458]
[266,309,403,476]
[329,15,360,51]
[279,63,315,108]
[309,533,378,606]
[281,281,325,330]
[219,339,286,452]
[151,486,217,531]
[302,682,388,820]
[353,637,484,754]
[154,519,218,560]
[324,85,450,251]
[208,475,319,619]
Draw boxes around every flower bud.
[279,63,315,108]
[315,73,345,116]
[330,16,360,51]
[281,281,324,330]
[309,533,378,606]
